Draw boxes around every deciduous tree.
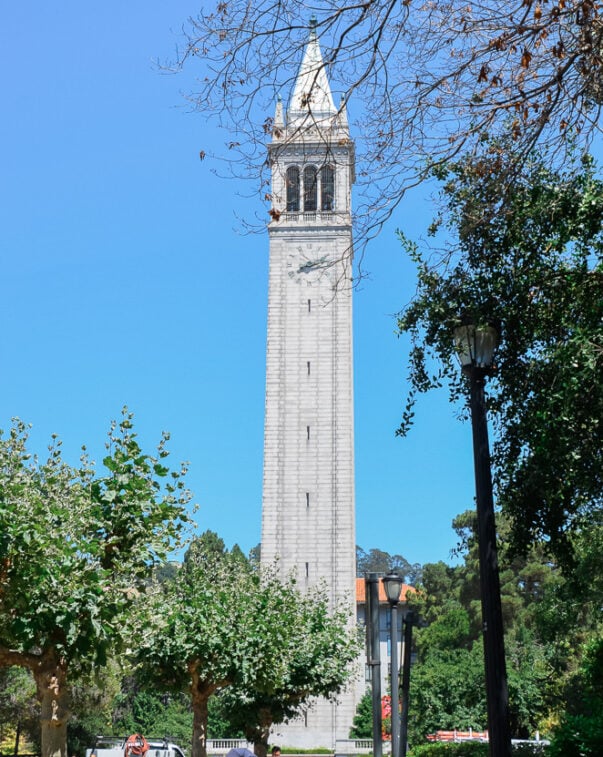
[214,593,360,757]
[173,0,603,249]
[140,533,359,757]
[397,148,603,564]
[0,411,191,757]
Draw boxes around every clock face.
[289,244,326,275]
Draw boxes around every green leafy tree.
[0,411,191,757]
[141,533,359,757]
[214,591,360,757]
[548,635,603,757]
[67,662,122,757]
[207,692,243,740]
[408,511,557,743]
[398,148,603,566]
[409,641,487,742]
[349,691,373,739]
[113,682,192,749]
[356,546,422,585]
[0,667,38,754]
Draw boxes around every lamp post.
[454,319,512,757]
[399,610,415,757]
[366,573,383,757]
[382,572,404,757]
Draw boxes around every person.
[271,747,281,757]
[226,749,255,757]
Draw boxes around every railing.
[334,740,390,755]
[278,211,349,224]
[206,740,252,755]
[206,740,386,756]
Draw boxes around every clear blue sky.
[1,1,477,567]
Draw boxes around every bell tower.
[260,18,357,748]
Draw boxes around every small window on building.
[307,299,311,313]
[304,166,317,211]
[307,360,311,375]
[321,165,335,210]
[306,425,310,440]
[305,562,309,577]
[306,492,310,508]
[286,166,300,211]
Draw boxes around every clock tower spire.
[261,19,357,749]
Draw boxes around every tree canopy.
[0,411,191,757]
[402,510,601,746]
[356,546,422,584]
[213,588,360,757]
[139,532,359,757]
[397,147,603,564]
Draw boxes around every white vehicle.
[87,735,187,757]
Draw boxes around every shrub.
[407,742,549,757]
[408,742,488,757]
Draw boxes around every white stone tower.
[260,19,357,749]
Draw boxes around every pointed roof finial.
[273,93,284,134]
[338,93,349,129]
[288,16,336,125]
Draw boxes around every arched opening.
[303,165,318,211]
[286,166,300,211]
[321,165,335,211]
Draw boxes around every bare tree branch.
[174,0,603,265]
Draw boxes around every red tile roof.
[356,577,414,603]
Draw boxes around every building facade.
[260,20,358,748]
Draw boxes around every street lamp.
[366,573,383,757]
[454,318,512,757]
[399,610,417,757]
[382,572,404,757]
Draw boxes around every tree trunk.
[190,689,208,757]
[14,719,21,756]
[251,708,273,757]
[33,654,69,757]
[190,669,219,757]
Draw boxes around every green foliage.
[349,691,373,739]
[114,690,166,735]
[398,149,603,567]
[419,607,472,651]
[409,642,486,742]
[154,699,194,749]
[0,667,38,752]
[141,532,287,695]
[139,534,359,757]
[547,714,603,757]
[212,580,360,748]
[356,546,422,585]
[409,509,560,743]
[110,672,192,752]
[68,662,122,757]
[547,635,603,757]
[207,692,243,739]
[0,410,191,667]
[248,543,261,566]
[408,744,488,757]
[0,410,192,757]
[408,744,549,757]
